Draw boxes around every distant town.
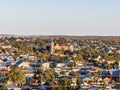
[0,35,120,90]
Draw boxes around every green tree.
[5,66,26,84]
[57,78,71,90]
[33,68,56,85]
[60,71,66,75]
[69,71,80,78]
[69,71,80,89]
[68,62,76,68]
[0,83,6,90]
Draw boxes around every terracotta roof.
[59,44,71,46]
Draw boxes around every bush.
[0,83,6,90]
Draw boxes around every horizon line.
[1,33,120,37]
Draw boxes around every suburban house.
[20,53,29,59]
[14,60,34,77]
[104,49,113,54]
[116,50,120,54]
[41,62,50,69]
[28,55,37,61]
[14,60,31,69]
[1,45,12,49]
[6,84,21,90]
[56,63,65,68]
[101,70,120,82]
[92,55,101,61]
[20,53,37,61]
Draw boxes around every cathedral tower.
[50,41,54,54]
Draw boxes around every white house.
[14,61,31,69]
[2,45,12,49]
[116,50,120,54]
[56,63,65,68]
[41,62,50,69]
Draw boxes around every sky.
[0,0,120,36]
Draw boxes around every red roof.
[59,44,71,46]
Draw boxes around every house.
[6,84,21,90]
[101,70,120,82]
[92,55,101,61]
[2,45,12,49]
[0,59,3,63]
[28,55,37,61]
[25,71,34,77]
[104,49,113,54]
[16,39,22,42]
[0,54,8,60]
[7,55,14,61]
[109,46,116,50]
[14,60,31,69]
[20,53,29,59]
[112,70,120,82]
[26,76,32,84]
[20,53,37,61]
[107,60,115,64]
[116,50,120,54]
[0,66,8,73]
[83,54,92,61]
[38,47,50,52]
[41,62,50,69]
[14,60,23,67]
[53,68,61,73]
[64,59,74,64]
[56,63,65,68]
[14,60,34,77]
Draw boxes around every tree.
[97,69,102,78]
[0,83,6,90]
[60,71,66,75]
[69,71,80,89]
[68,62,76,68]
[5,66,26,84]
[73,54,87,67]
[33,68,56,85]
[69,71,80,78]
[57,78,71,90]
[58,38,67,44]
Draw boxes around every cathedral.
[50,42,74,54]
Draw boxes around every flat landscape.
[0,35,120,89]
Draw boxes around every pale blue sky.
[0,0,120,36]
